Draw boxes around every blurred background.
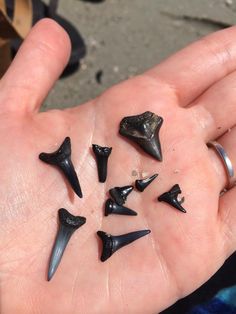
[43,0,236,111]
[2,0,236,313]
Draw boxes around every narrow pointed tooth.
[59,159,83,198]
[158,184,187,213]
[105,199,137,216]
[135,173,158,192]
[47,208,86,281]
[39,137,83,198]
[109,185,133,205]
[119,111,163,161]
[97,229,151,262]
[92,144,112,183]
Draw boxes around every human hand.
[1,19,236,314]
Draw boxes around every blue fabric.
[188,286,236,314]
[216,285,236,307]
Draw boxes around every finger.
[219,185,236,257]
[0,18,71,113]
[207,126,236,193]
[146,26,236,107]
[187,70,236,141]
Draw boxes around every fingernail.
[119,111,163,161]
[135,173,158,192]
[105,198,137,216]
[39,137,83,198]
[97,229,150,262]
[109,185,133,205]
[158,184,186,213]
[48,208,86,281]
[92,144,112,183]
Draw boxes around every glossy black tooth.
[97,229,150,262]
[158,184,186,213]
[92,144,112,183]
[48,208,86,281]
[109,185,133,205]
[105,199,137,216]
[119,111,163,161]
[135,173,158,192]
[39,137,83,198]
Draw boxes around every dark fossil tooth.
[92,144,112,183]
[109,185,133,205]
[48,208,86,281]
[97,229,150,262]
[158,184,186,213]
[39,137,83,198]
[105,198,137,216]
[119,111,163,161]
[135,173,158,192]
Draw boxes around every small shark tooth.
[109,185,133,205]
[135,173,158,192]
[47,208,86,281]
[39,137,83,198]
[92,144,112,183]
[119,111,163,161]
[105,198,137,216]
[97,229,151,262]
[158,184,186,213]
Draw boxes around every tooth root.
[97,229,151,262]
[92,144,112,183]
[109,185,134,205]
[119,111,163,161]
[48,208,86,281]
[158,184,187,213]
[59,159,83,198]
[39,137,83,198]
[105,199,137,216]
[135,173,158,192]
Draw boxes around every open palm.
[1,19,236,314]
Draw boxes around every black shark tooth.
[105,198,137,216]
[158,184,186,213]
[135,173,158,192]
[119,111,163,161]
[47,208,86,281]
[92,144,112,183]
[39,137,83,198]
[109,185,133,205]
[97,229,150,262]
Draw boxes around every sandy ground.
[43,0,236,110]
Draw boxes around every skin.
[0,19,236,314]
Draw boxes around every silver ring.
[207,141,235,189]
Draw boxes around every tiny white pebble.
[113,66,119,73]
[141,172,149,178]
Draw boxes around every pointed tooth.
[39,137,83,198]
[59,159,83,198]
[158,184,187,213]
[48,224,72,281]
[92,144,112,183]
[135,173,158,192]
[119,111,163,161]
[97,229,150,262]
[47,208,86,281]
[105,199,137,216]
[109,185,134,205]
